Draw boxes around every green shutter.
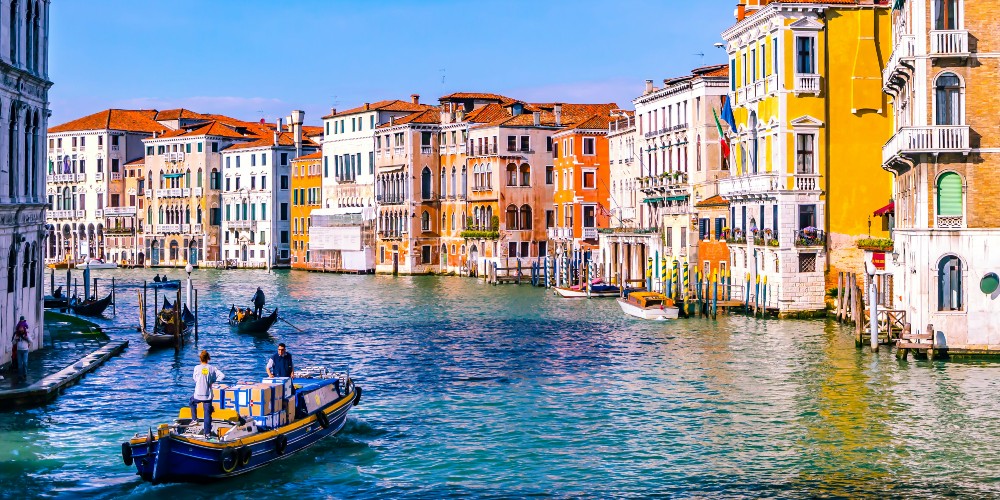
[937,172,963,216]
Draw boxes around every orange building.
[550,114,614,256]
[290,151,322,270]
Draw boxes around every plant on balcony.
[491,216,500,231]
[856,237,893,252]
[459,229,500,240]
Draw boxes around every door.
[392,252,399,276]
[469,246,479,277]
[241,245,248,262]
[150,243,160,266]
[189,244,199,266]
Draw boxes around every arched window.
[197,168,203,187]
[486,163,493,189]
[474,206,481,228]
[421,210,430,231]
[934,0,958,30]
[9,1,18,63]
[421,167,431,200]
[938,255,962,311]
[8,103,16,199]
[520,163,530,186]
[441,210,446,231]
[505,204,519,230]
[440,168,446,198]
[451,167,457,198]
[520,204,532,230]
[461,166,467,198]
[935,72,962,125]
[936,172,962,227]
[22,243,29,287]
[696,135,702,171]
[486,206,493,228]
[506,163,517,186]
[31,1,40,73]
[185,168,191,187]
[7,243,16,292]
[749,112,759,174]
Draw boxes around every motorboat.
[77,259,118,269]
[616,291,679,320]
[553,284,621,298]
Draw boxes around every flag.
[713,108,730,158]
[721,95,737,131]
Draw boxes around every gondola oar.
[268,309,304,333]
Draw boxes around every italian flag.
[713,108,730,158]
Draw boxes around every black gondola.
[69,292,114,317]
[142,295,194,349]
[228,305,278,334]
[44,286,68,309]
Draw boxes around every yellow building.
[718,0,893,314]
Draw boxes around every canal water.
[2,269,1000,498]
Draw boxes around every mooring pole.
[869,279,879,352]
[112,277,116,316]
[194,288,199,341]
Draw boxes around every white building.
[1,0,50,365]
[315,96,431,272]
[45,109,164,263]
[220,112,316,268]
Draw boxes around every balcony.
[229,220,255,230]
[883,34,916,90]
[547,227,573,240]
[191,224,203,234]
[159,188,186,197]
[104,206,136,216]
[158,224,182,234]
[192,187,203,197]
[94,172,104,181]
[765,74,778,94]
[375,194,406,205]
[95,209,103,218]
[110,172,122,181]
[420,146,433,155]
[936,215,963,229]
[48,209,80,219]
[793,229,826,247]
[393,147,404,156]
[582,228,598,240]
[50,173,85,183]
[111,145,120,152]
[794,174,820,191]
[794,74,821,95]
[930,30,969,57]
[752,229,780,247]
[718,173,781,198]
[882,125,970,166]
[164,152,185,162]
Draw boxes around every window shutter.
[937,173,962,216]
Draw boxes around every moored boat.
[616,291,679,320]
[122,375,361,484]
[142,295,195,348]
[76,258,118,269]
[69,292,114,317]
[228,305,278,334]
[553,284,621,298]
[149,279,181,290]
[44,286,68,309]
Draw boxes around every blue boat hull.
[127,387,357,483]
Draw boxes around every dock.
[0,340,129,408]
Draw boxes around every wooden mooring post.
[194,288,199,341]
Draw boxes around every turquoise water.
[2,269,1000,498]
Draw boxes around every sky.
[49,0,737,127]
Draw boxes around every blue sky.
[49,0,735,127]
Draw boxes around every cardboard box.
[300,382,340,415]
[251,411,286,430]
[263,377,293,396]
[283,396,297,422]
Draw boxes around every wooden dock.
[0,340,129,408]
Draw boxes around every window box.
[856,238,893,252]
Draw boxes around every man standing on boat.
[190,350,224,437]
[251,287,265,319]
[266,343,294,379]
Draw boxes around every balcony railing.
[936,215,963,229]
[376,194,406,205]
[547,227,573,240]
[95,209,103,218]
[718,173,781,197]
[582,228,598,240]
[164,152,186,162]
[794,174,820,191]
[158,224,182,233]
[110,172,122,181]
[883,34,916,88]
[794,74,821,94]
[420,146,433,155]
[393,147,404,156]
[192,187,203,197]
[191,224,203,234]
[104,206,137,216]
[158,188,189,198]
[94,172,104,181]
[882,125,970,165]
[752,230,779,247]
[930,30,969,56]
[229,220,255,229]
[793,229,826,247]
[48,209,79,219]
[50,173,85,183]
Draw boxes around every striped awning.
[873,201,894,216]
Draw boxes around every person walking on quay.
[266,343,294,379]
[190,350,225,437]
[11,316,30,382]
[251,287,266,319]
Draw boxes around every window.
[212,142,219,153]
[795,134,815,174]
[519,136,529,152]
[147,146,154,155]
[938,255,963,310]
[261,176,267,190]
[582,170,596,189]
[421,211,430,231]
[699,218,709,240]
[546,210,555,228]
[545,165,554,185]
[936,172,963,219]
[280,153,288,165]
[715,218,725,240]
[519,164,530,186]
[421,167,432,199]
[251,154,256,167]
[935,73,962,125]
[280,203,288,221]
[546,136,553,152]
[934,0,958,30]
[520,205,532,230]
[198,142,203,153]
[583,137,596,156]
[280,175,289,189]
[582,205,596,228]
[506,164,517,186]
[730,59,736,90]
[96,158,104,173]
[507,136,517,152]
[506,205,518,230]
[795,36,815,74]
[798,204,816,229]
[799,253,816,273]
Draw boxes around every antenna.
[694,52,705,66]
[439,68,446,85]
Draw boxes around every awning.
[163,173,183,178]
[665,195,688,202]
[643,197,664,204]
[873,201,894,216]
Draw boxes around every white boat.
[616,292,679,320]
[77,259,118,269]
[553,286,621,298]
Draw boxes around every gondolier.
[266,343,294,378]
[251,287,265,319]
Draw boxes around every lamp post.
[185,263,193,309]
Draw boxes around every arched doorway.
[150,241,160,266]
[169,240,179,262]
[469,244,479,277]
[137,252,145,266]
[440,243,447,269]
[241,244,248,262]
[189,240,199,266]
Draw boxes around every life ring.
[220,448,238,473]
[274,434,288,455]
[237,445,252,466]
[316,410,330,428]
[353,386,363,406]
[121,442,133,466]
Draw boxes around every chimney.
[533,111,541,127]
[364,103,370,111]
[274,117,281,145]
[290,110,304,158]
[736,2,746,21]
[554,104,562,127]
[389,116,395,126]
[645,79,654,94]
[330,107,337,116]
[411,94,420,104]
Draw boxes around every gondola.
[69,292,114,317]
[141,295,195,348]
[228,305,278,334]
[44,286,68,309]
[149,279,181,290]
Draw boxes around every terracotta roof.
[154,108,208,121]
[49,109,168,134]
[377,109,441,129]
[561,114,614,132]
[470,103,620,131]
[695,194,730,207]
[439,92,517,104]
[322,100,436,119]
[222,131,319,151]
[463,103,510,123]
[151,120,247,140]
[293,150,323,161]
[124,158,145,166]
[302,125,323,136]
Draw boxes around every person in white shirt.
[190,350,225,436]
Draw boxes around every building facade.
[1,0,50,365]
[550,114,613,255]
[882,0,1000,347]
[290,151,322,269]
[719,0,893,314]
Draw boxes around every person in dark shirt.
[251,287,266,319]
[266,343,293,378]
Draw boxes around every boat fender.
[238,445,252,466]
[220,448,239,473]
[316,410,330,429]
[275,434,288,455]
[353,386,363,406]
[121,442,133,466]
